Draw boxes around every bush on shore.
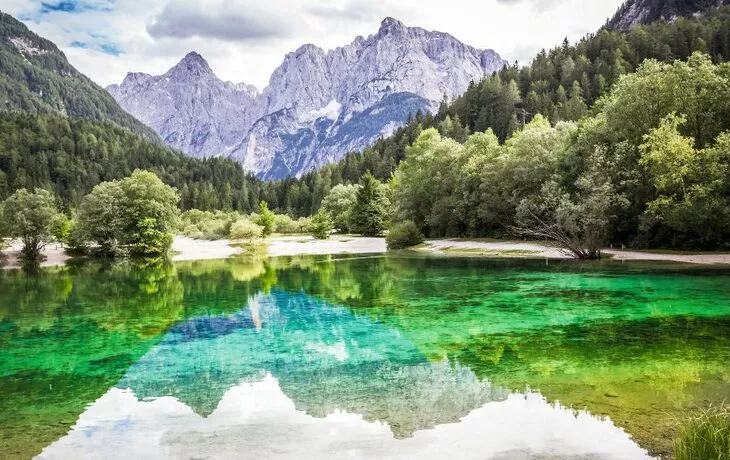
[310,211,334,240]
[229,219,263,240]
[274,214,312,234]
[178,210,240,240]
[386,221,425,250]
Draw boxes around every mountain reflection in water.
[1,255,729,459]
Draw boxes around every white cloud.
[6,0,625,89]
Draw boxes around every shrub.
[674,406,730,460]
[230,219,263,240]
[386,221,425,250]
[274,214,300,234]
[181,224,204,240]
[310,211,333,240]
[255,201,275,237]
[178,210,240,240]
[295,217,312,233]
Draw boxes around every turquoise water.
[1,255,730,459]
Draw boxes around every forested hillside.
[0,12,159,141]
[392,53,730,250]
[0,113,266,211]
[608,0,730,30]
[265,5,730,218]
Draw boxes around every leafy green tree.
[77,180,127,256]
[350,172,390,237]
[320,184,360,233]
[464,116,574,237]
[255,201,275,237]
[130,217,173,257]
[77,171,179,257]
[639,114,730,247]
[310,211,334,240]
[1,188,58,259]
[118,171,179,257]
[392,128,467,236]
[514,149,628,259]
[455,129,504,235]
[49,213,72,247]
[601,53,730,148]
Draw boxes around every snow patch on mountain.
[299,100,342,124]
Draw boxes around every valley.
[1,1,730,459]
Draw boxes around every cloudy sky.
[5,0,625,89]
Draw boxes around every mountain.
[0,12,160,142]
[263,3,730,218]
[109,18,506,179]
[608,0,729,30]
[107,52,261,159]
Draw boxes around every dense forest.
[392,53,730,250]
[0,113,267,211]
[266,6,730,217]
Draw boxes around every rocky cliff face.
[109,18,506,179]
[107,52,260,158]
[608,0,729,30]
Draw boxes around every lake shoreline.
[3,235,730,270]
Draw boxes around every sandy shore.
[0,236,385,270]
[1,241,71,269]
[425,239,730,265]
[267,235,387,257]
[1,237,247,269]
[603,249,730,265]
[423,239,569,259]
[171,237,244,261]
[2,236,729,269]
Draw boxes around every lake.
[1,254,729,459]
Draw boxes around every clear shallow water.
[1,255,730,459]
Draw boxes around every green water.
[1,255,729,459]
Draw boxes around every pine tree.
[350,172,390,237]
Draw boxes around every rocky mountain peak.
[608,0,729,30]
[378,17,406,35]
[167,51,213,78]
[234,82,259,98]
[292,43,326,58]
[109,18,507,179]
[120,71,152,86]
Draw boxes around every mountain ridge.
[108,17,506,179]
[0,11,161,142]
[608,0,730,30]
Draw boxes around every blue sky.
[6,0,625,88]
